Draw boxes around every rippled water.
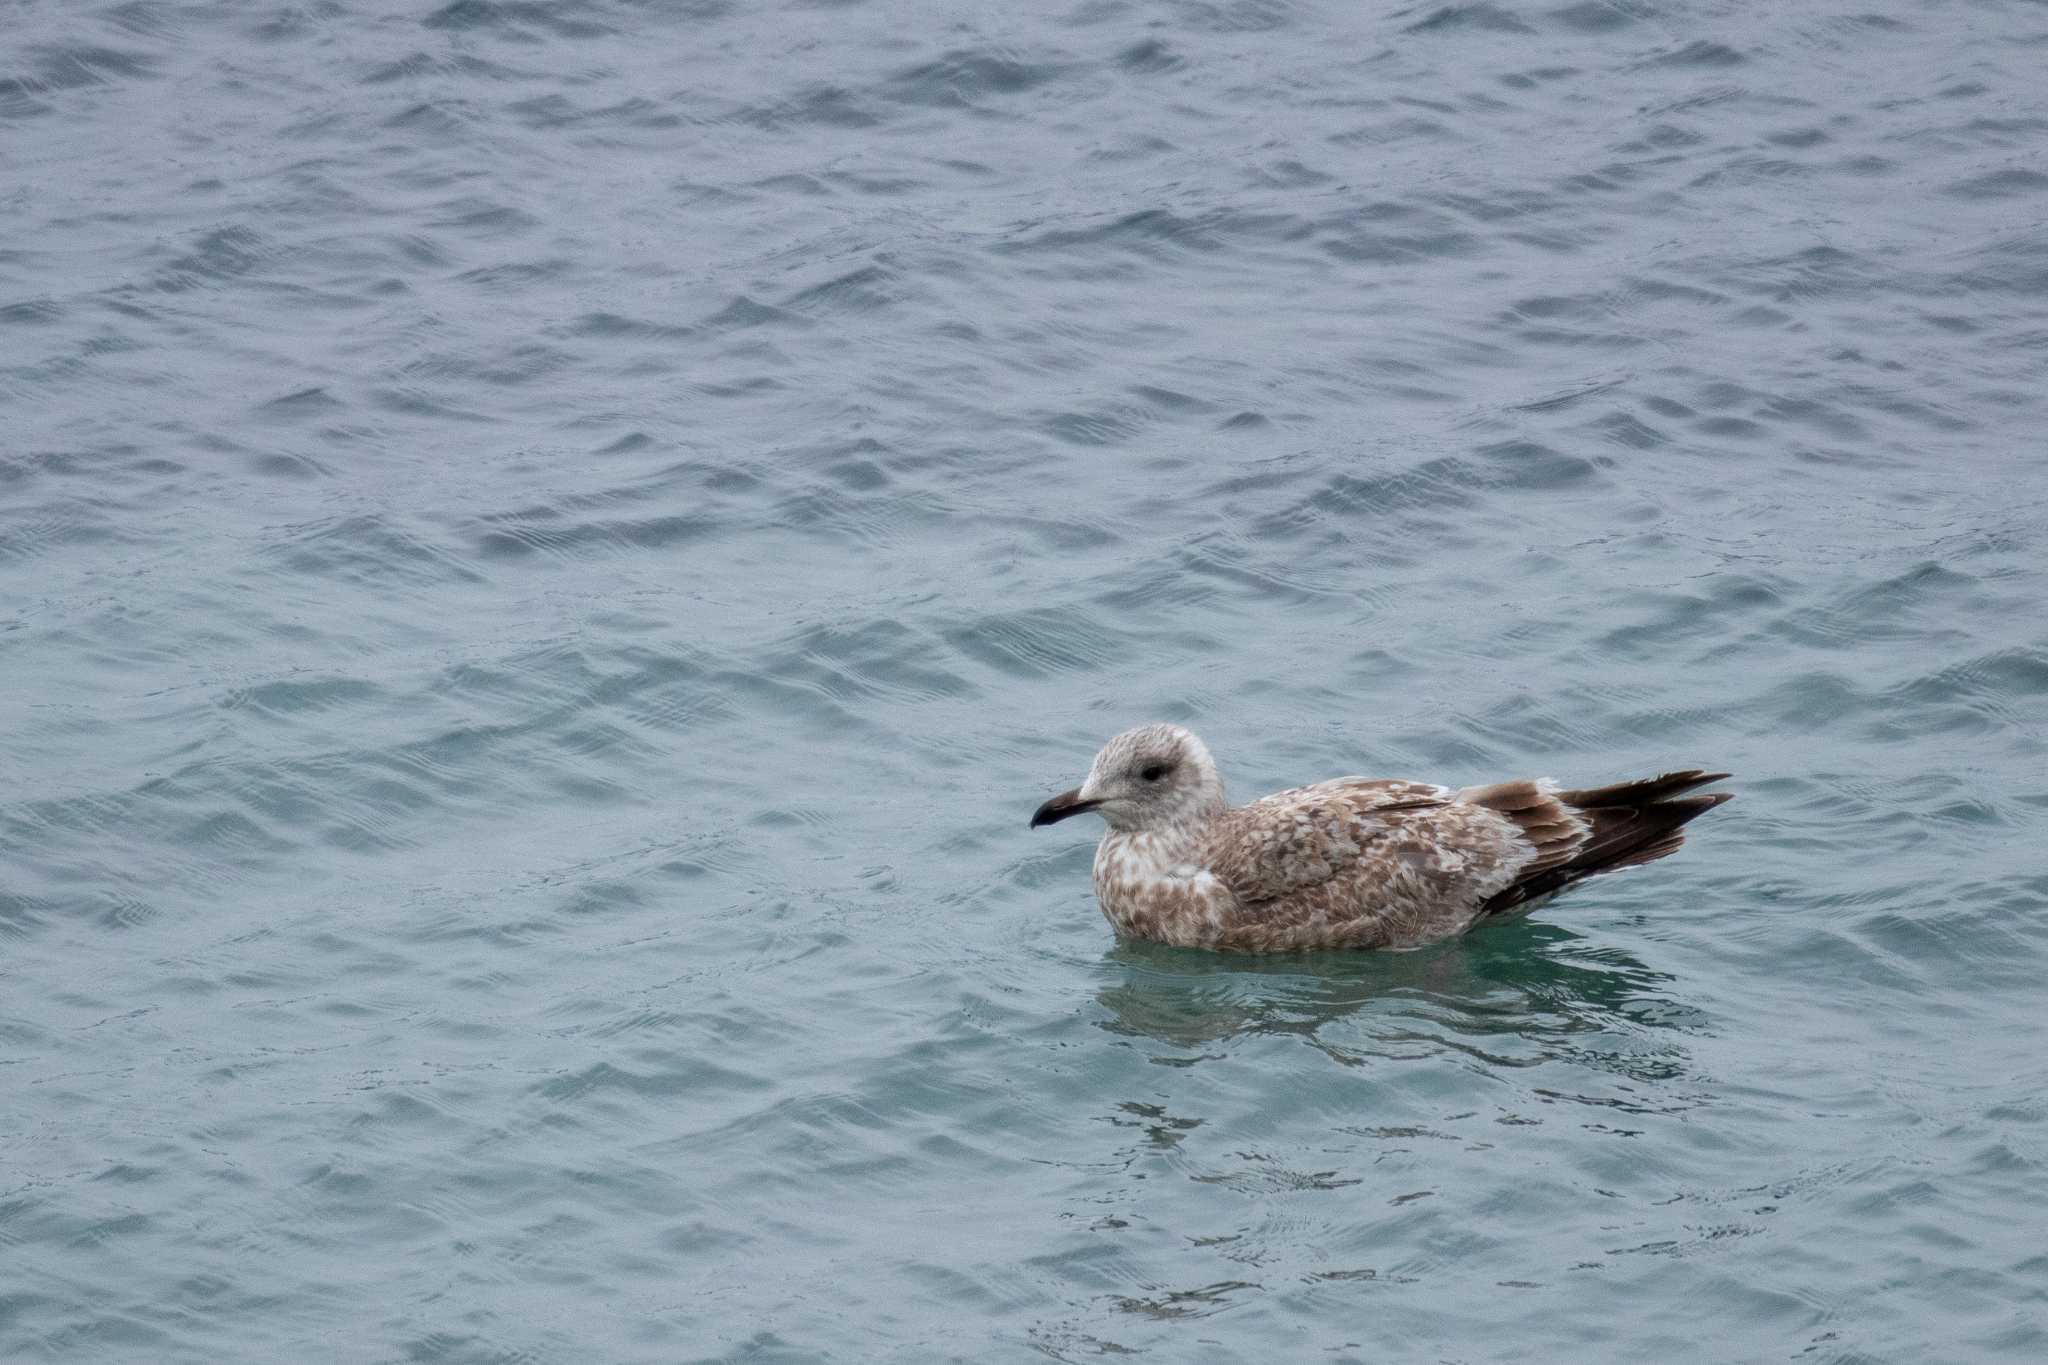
[6,1,2047,1360]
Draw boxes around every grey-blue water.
[4,1,2046,1360]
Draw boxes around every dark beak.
[1030,788,1100,828]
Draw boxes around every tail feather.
[1479,776,1732,917]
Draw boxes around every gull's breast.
[1093,836,1235,948]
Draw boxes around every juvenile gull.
[1030,724,1731,952]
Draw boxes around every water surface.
[4,1,2047,1361]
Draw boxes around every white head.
[1030,723,1226,836]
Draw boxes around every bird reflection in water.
[1093,915,1701,1085]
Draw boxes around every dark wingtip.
[1655,791,1735,819]
[1558,769,1733,809]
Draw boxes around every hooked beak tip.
[1030,788,1099,829]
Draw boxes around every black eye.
[1140,763,1171,782]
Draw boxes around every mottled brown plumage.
[1030,724,1731,952]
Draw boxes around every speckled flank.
[1046,725,1730,952]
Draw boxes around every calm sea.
[4,1,2046,1361]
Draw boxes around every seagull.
[1030,723,1730,952]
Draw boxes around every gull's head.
[1030,723,1225,835]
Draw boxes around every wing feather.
[1470,771,1733,916]
[1202,780,1449,907]
[1191,769,1732,950]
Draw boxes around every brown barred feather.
[1478,787,1734,917]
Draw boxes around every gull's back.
[1188,770,1730,952]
